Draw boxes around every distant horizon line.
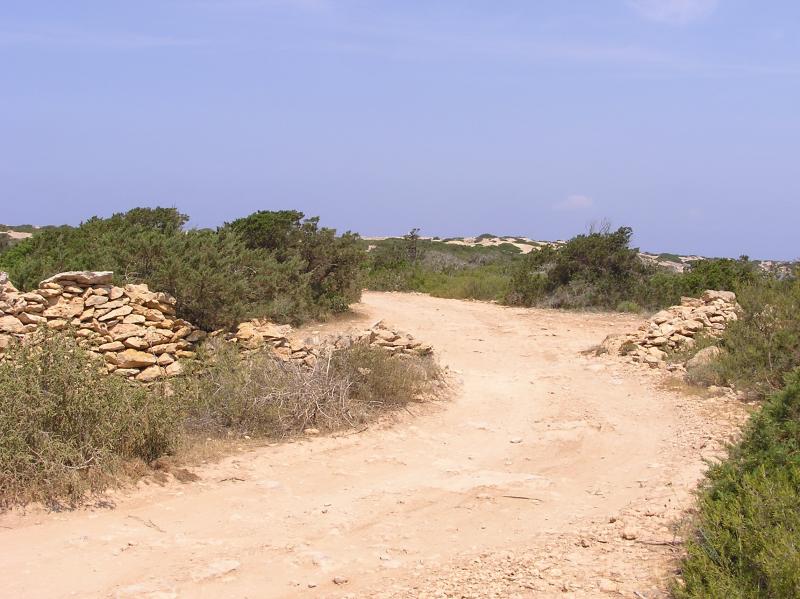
[1,222,791,264]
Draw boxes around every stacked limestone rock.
[215,319,316,366]
[222,319,433,367]
[326,321,434,356]
[601,290,739,368]
[0,271,205,382]
[1,270,436,382]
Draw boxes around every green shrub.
[677,371,800,598]
[146,228,313,330]
[506,226,655,309]
[505,267,547,306]
[0,332,179,507]
[710,278,800,398]
[495,242,523,254]
[0,207,366,330]
[364,238,516,302]
[225,210,364,313]
[616,300,641,313]
[502,229,764,312]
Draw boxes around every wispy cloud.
[628,0,719,24]
[554,195,594,211]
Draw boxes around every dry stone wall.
[218,318,433,368]
[0,271,205,382]
[1,271,434,382]
[600,290,739,369]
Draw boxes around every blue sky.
[1,1,798,259]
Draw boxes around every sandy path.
[0,292,746,598]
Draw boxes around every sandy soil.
[1,230,33,240]
[0,292,748,598]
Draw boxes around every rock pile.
[601,290,740,368]
[0,271,204,382]
[325,320,434,357]
[220,319,433,368]
[208,319,317,367]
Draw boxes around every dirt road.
[0,292,746,598]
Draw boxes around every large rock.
[110,323,147,341]
[43,297,85,319]
[98,305,133,321]
[0,315,24,334]
[0,271,18,294]
[702,290,736,303]
[236,320,290,341]
[115,349,157,369]
[0,334,14,350]
[135,365,163,383]
[85,295,109,307]
[40,271,113,286]
[235,319,292,350]
[18,312,46,325]
[99,341,126,352]
[686,346,721,370]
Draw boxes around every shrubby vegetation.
[180,340,441,438]
[696,278,800,398]
[677,372,800,598]
[0,208,364,330]
[365,236,518,302]
[506,225,651,309]
[675,268,800,597]
[2,212,772,321]
[0,334,179,506]
[367,225,765,312]
[0,331,442,507]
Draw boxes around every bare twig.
[127,515,166,533]
[501,495,543,503]
[634,539,683,547]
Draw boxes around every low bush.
[367,264,510,302]
[505,226,655,309]
[0,333,179,507]
[676,371,800,598]
[178,341,443,437]
[363,227,774,314]
[0,207,365,330]
[504,228,763,312]
[616,300,641,313]
[0,333,443,508]
[365,237,516,302]
[695,277,800,399]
